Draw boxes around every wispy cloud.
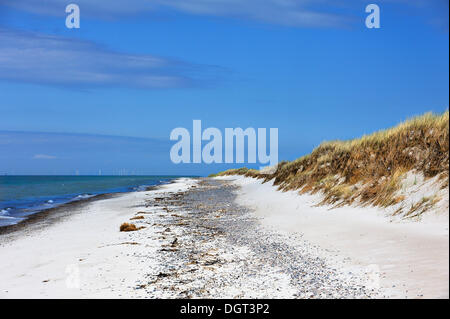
[2,0,447,29]
[2,0,351,28]
[0,28,222,89]
[152,0,349,28]
[33,154,57,160]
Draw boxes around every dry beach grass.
[214,111,449,217]
[119,222,145,232]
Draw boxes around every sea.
[0,175,183,227]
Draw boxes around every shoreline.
[0,193,119,238]
[0,177,198,298]
[0,178,181,236]
[0,176,448,298]
[0,176,186,229]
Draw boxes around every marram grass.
[212,110,449,213]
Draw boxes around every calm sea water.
[0,175,182,227]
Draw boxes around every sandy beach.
[0,177,448,299]
[227,176,449,299]
[0,178,197,298]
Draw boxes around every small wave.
[75,194,94,200]
[0,209,10,216]
[134,185,149,191]
[0,215,25,227]
[0,215,17,220]
[46,200,54,204]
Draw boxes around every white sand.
[1,175,447,299]
[221,175,449,299]
[0,178,197,298]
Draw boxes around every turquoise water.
[0,175,182,227]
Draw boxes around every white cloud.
[33,154,57,159]
[2,0,446,29]
[0,29,220,88]
[152,0,348,27]
[2,0,350,28]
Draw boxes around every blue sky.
[0,0,448,175]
